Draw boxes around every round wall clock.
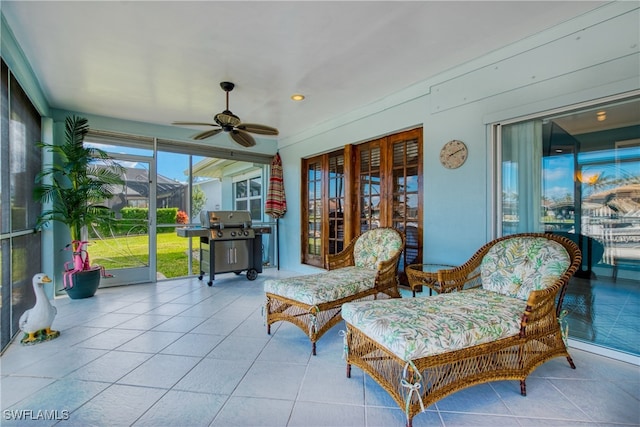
[440,140,468,169]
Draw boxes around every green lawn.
[90,232,199,278]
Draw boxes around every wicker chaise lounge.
[342,233,581,427]
[264,227,404,355]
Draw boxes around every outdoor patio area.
[1,270,638,427]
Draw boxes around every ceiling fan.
[172,81,278,148]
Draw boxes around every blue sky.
[87,141,206,183]
[543,146,640,201]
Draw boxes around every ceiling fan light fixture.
[291,94,305,101]
[215,110,241,127]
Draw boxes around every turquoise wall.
[276,2,640,272]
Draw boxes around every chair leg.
[566,354,576,369]
[346,363,351,378]
[520,379,527,396]
[267,324,271,335]
[312,342,316,356]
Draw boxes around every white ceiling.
[2,1,608,143]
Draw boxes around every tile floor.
[1,270,639,427]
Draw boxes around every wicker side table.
[406,263,456,296]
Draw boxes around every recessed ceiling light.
[596,110,607,121]
[291,94,305,101]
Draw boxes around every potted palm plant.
[34,115,124,299]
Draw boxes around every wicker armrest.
[434,239,499,292]
[326,238,357,270]
[437,262,482,292]
[373,249,403,290]
[519,282,564,337]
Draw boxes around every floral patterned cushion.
[342,289,525,361]
[354,228,403,269]
[264,266,378,306]
[481,237,570,300]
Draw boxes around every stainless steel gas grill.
[196,210,262,286]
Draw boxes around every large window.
[302,128,422,279]
[498,95,640,357]
[1,58,43,351]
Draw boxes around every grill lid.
[201,210,252,229]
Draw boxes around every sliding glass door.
[85,132,273,283]
[497,95,640,358]
[89,154,154,286]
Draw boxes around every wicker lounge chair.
[264,227,404,355]
[342,232,581,427]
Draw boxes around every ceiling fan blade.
[192,128,223,140]
[172,121,218,126]
[236,123,279,136]
[230,130,256,147]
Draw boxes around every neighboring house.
[100,165,187,211]
[193,178,222,224]
[191,157,268,221]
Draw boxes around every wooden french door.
[303,156,323,266]
[302,127,422,276]
[302,149,348,267]
[356,128,423,281]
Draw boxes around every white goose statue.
[19,273,60,344]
